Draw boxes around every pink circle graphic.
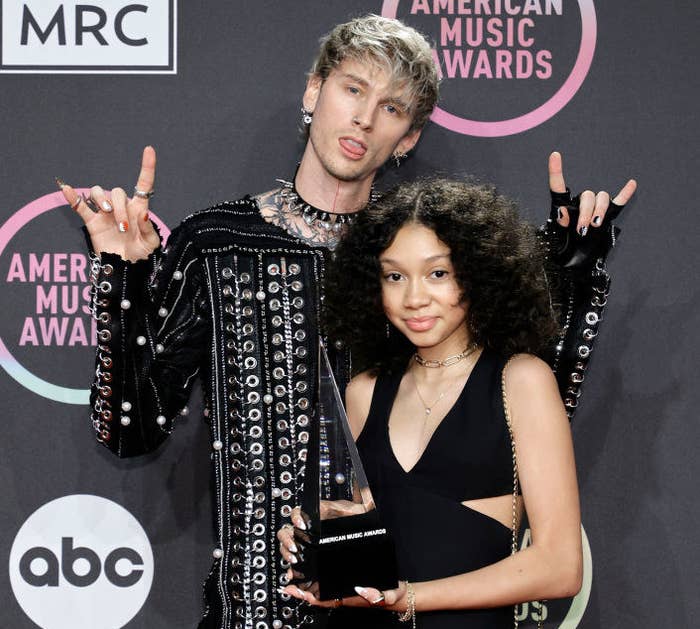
[382,0,597,137]
[0,191,170,404]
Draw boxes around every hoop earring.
[301,107,313,126]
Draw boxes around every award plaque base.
[293,510,398,600]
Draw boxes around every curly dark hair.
[325,178,560,375]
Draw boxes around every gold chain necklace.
[413,341,478,368]
[411,345,479,416]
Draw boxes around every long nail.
[276,587,287,595]
[592,215,601,226]
[119,221,129,233]
[296,520,307,531]
[289,543,298,554]
[290,555,298,564]
[102,200,113,212]
[557,207,564,220]
[354,586,367,596]
[579,225,588,236]
[55,177,67,189]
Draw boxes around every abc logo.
[9,495,154,629]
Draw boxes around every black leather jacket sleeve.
[540,189,622,419]
[87,223,210,457]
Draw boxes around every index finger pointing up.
[548,151,567,193]
[133,145,157,205]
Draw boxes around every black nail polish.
[579,226,588,236]
[557,207,563,220]
[592,216,601,226]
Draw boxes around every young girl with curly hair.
[280,178,583,628]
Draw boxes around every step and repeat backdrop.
[0,2,697,627]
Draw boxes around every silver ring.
[370,594,385,606]
[134,187,155,199]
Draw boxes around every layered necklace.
[276,178,378,234]
[412,342,479,416]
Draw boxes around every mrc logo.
[0,0,177,74]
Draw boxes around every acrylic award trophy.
[291,341,398,600]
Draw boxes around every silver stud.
[136,336,147,346]
[585,312,599,325]
[173,270,183,280]
[271,487,282,498]
[120,299,131,310]
[263,394,273,405]
[213,548,224,559]
[269,299,281,311]
[156,415,167,426]
[273,620,283,629]
[180,406,189,416]
[242,289,253,300]
[334,339,344,350]
[335,473,346,484]
[213,440,223,451]
[155,344,165,353]
[240,272,251,283]
[158,307,168,317]
[121,401,132,412]
[222,267,233,279]
[120,416,131,426]
[288,263,300,275]
[256,290,266,301]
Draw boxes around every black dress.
[329,349,515,628]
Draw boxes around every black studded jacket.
[86,194,619,629]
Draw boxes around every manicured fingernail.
[592,215,601,225]
[143,212,150,222]
[289,543,298,553]
[579,225,588,236]
[296,520,307,531]
[119,221,129,233]
[276,587,287,595]
[55,177,67,189]
[354,586,367,596]
[290,555,298,564]
[102,200,113,212]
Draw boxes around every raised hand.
[59,146,161,262]
[548,151,637,234]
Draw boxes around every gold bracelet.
[395,581,416,628]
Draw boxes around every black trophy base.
[292,511,398,600]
